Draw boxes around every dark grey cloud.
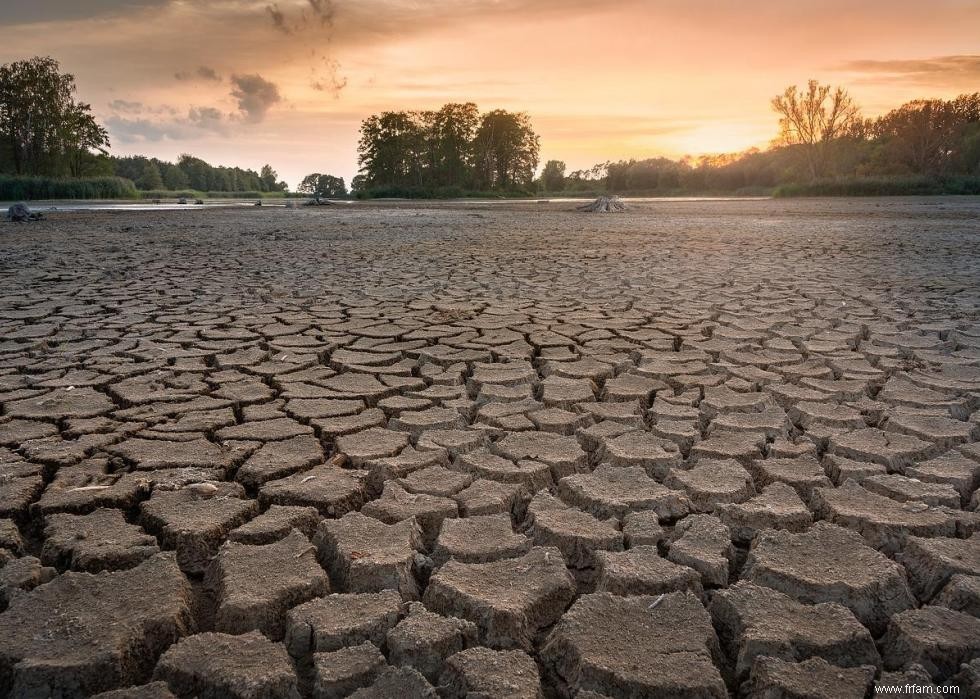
[1,0,168,25]
[230,73,282,123]
[175,65,223,82]
[838,55,980,84]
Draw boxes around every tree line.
[0,56,109,178]
[4,55,978,199]
[109,155,288,194]
[355,103,540,196]
[542,84,980,196]
[0,56,289,196]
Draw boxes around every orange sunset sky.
[3,0,979,187]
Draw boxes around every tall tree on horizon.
[0,56,109,176]
[429,103,480,187]
[541,160,566,191]
[357,104,539,193]
[870,93,980,175]
[298,172,346,199]
[471,110,539,190]
[771,80,860,180]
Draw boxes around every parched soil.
[0,197,979,697]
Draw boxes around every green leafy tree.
[541,160,566,191]
[260,163,285,192]
[358,111,430,188]
[135,160,164,190]
[317,175,346,197]
[299,173,347,199]
[350,174,368,195]
[298,173,321,195]
[430,103,479,187]
[471,110,540,190]
[161,163,189,190]
[870,94,980,175]
[0,56,109,176]
[178,154,210,190]
[356,104,538,193]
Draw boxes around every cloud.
[230,73,282,123]
[266,3,291,33]
[188,106,225,130]
[176,65,223,82]
[310,56,347,97]
[104,72,281,143]
[305,0,335,27]
[106,116,211,143]
[106,102,228,142]
[837,55,980,85]
[0,0,168,25]
[265,0,335,34]
[108,99,145,114]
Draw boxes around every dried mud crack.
[0,198,979,697]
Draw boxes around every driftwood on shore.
[577,196,626,213]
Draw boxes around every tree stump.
[577,196,626,213]
[6,203,43,222]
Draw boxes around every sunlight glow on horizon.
[2,0,978,186]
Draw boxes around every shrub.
[137,190,288,199]
[773,176,980,197]
[0,175,138,200]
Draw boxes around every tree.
[430,103,479,187]
[316,175,346,197]
[356,104,540,194]
[541,160,566,191]
[870,94,980,175]
[0,56,109,176]
[260,164,280,192]
[161,163,189,190]
[299,173,346,199]
[298,173,321,195]
[350,174,368,195]
[357,111,430,189]
[471,110,539,190]
[771,80,860,179]
[178,154,210,191]
[135,160,164,190]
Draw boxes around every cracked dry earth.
[0,197,979,699]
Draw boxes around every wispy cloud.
[105,74,281,143]
[266,3,291,34]
[106,106,228,142]
[176,65,223,82]
[108,99,146,114]
[0,0,168,25]
[837,55,980,86]
[310,56,347,97]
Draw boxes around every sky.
[2,0,979,188]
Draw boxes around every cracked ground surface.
[0,197,979,698]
